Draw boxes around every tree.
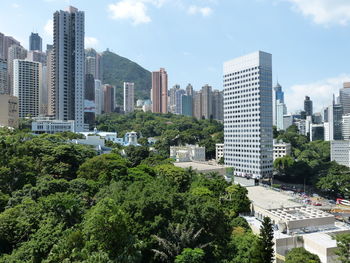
[155,164,192,192]
[152,224,208,262]
[285,247,321,263]
[83,198,140,261]
[259,217,274,263]
[124,145,150,167]
[77,153,129,183]
[175,248,205,263]
[335,233,350,263]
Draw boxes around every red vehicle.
[312,202,322,206]
[336,198,350,207]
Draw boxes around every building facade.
[201,84,212,119]
[7,44,27,95]
[151,68,168,113]
[224,51,273,178]
[103,84,115,113]
[331,140,350,167]
[273,140,291,161]
[181,95,193,117]
[52,6,85,132]
[13,59,41,118]
[170,145,206,162]
[340,82,350,115]
[123,82,135,113]
[0,94,18,128]
[212,90,224,121]
[216,143,224,162]
[94,79,103,115]
[0,58,6,94]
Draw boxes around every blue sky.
[1,0,350,112]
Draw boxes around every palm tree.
[152,223,209,262]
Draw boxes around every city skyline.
[2,0,350,113]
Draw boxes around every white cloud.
[188,5,213,16]
[11,3,20,8]
[108,0,151,25]
[285,74,350,113]
[85,37,99,48]
[44,19,53,37]
[287,0,350,26]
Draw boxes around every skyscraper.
[94,79,103,115]
[169,84,180,113]
[85,56,97,79]
[193,90,202,119]
[103,84,115,113]
[340,82,350,115]
[84,74,95,127]
[13,60,41,118]
[201,84,213,119]
[0,59,7,94]
[29,33,42,52]
[0,33,20,60]
[224,51,273,178]
[175,89,186,115]
[212,90,223,121]
[186,84,193,96]
[273,82,287,129]
[52,6,85,131]
[181,95,193,117]
[46,45,54,116]
[327,103,343,141]
[7,45,27,95]
[124,82,135,113]
[304,96,313,116]
[151,68,168,113]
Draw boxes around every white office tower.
[52,6,85,132]
[342,114,350,140]
[223,51,273,179]
[94,79,103,115]
[123,82,135,113]
[13,59,42,118]
[276,101,287,131]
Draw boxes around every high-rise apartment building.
[103,84,115,113]
[169,84,180,113]
[175,89,186,115]
[212,90,224,121]
[13,60,41,118]
[46,45,54,116]
[342,114,350,140]
[151,68,168,113]
[84,74,95,127]
[223,51,273,178]
[85,48,102,81]
[124,82,135,113]
[304,96,313,116]
[29,33,42,52]
[94,79,103,115]
[186,84,193,96]
[193,90,202,119]
[7,45,27,94]
[0,33,20,60]
[52,6,85,132]
[201,84,212,119]
[340,82,350,115]
[0,59,7,94]
[27,50,46,65]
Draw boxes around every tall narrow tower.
[223,51,273,178]
[52,6,85,131]
[152,68,168,113]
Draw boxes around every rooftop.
[174,162,225,172]
[247,186,301,210]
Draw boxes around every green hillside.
[101,50,151,105]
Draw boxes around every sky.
[1,0,350,113]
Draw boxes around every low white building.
[170,145,206,162]
[32,119,76,134]
[331,140,350,167]
[246,186,350,263]
[273,140,292,161]
[216,143,224,162]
